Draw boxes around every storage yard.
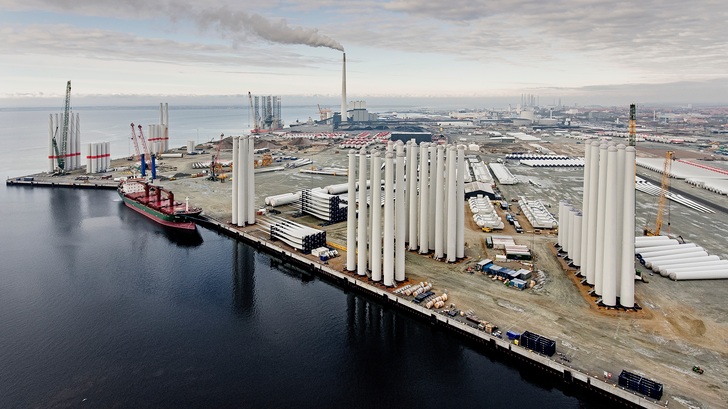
[10,127,728,409]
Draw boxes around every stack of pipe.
[231,135,256,226]
[259,217,326,254]
[560,141,636,308]
[635,236,728,280]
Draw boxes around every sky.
[1,0,728,107]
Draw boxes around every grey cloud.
[2,0,344,51]
[0,25,325,68]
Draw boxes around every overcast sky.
[2,0,727,106]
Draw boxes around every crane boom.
[52,81,72,173]
[644,151,674,236]
[137,125,152,166]
[130,123,142,161]
[248,92,258,133]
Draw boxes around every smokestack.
[341,53,347,122]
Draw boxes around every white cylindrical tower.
[434,145,445,259]
[85,143,91,174]
[346,149,357,272]
[48,114,54,172]
[558,201,565,247]
[408,142,419,250]
[68,113,76,170]
[383,152,395,286]
[446,146,457,262]
[370,151,383,281]
[594,143,609,295]
[579,137,592,271]
[395,146,406,281]
[418,143,430,253]
[601,145,619,306]
[586,141,601,285]
[237,135,248,227]
[567,205,575,258]
[357,148,368,276]
[614,144,626,296]
[574,212,583,267]
[561,202,571,254]
[428,144,437,249]
[246,135,255,224]
[620,146,637,308]
[75,113,81,170]
[456,145,465,259]
[231,136,239,225]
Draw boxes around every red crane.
[137,124,153,164]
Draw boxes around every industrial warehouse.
[8,62,728,409]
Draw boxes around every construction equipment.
[628,103,637,147]
[254,153,273,168]
[51,81,72,174]
[137,125,153,167]
[644,151,674,236]
[693,366,704,375]
[209,133,224,181]
[481,227,493,233]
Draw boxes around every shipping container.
[506,330,521,340]
[520,331,556,356]
[618,370,663,400]
[485,236,493,248]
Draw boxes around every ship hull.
[118,180,201,230]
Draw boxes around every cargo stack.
[519,331,556,356]
[618,370,663,400]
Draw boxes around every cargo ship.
[118,179,202,230]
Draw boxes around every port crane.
[644,151,674,236]
[51,81,72,174]
[136,125,153,166]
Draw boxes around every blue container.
[506,330,520,340]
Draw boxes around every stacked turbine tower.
[346,141,465,286]
[48,112,82,172]
[558,141,636,308]
[147,103,169,155]
[231,135,256,226]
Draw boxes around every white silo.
[246,135,255,224]
[428,144,437,249]
[593,143,609,295]
[370,151,383,281]
[232,136,239,225]
[434,145,445,259]
[418,143,430,253]
[585,141,601,285]
[601,145,619,307]
[579,140,592,274]
[383,151,395,286]
[357,147,368,276]
[456,145,465,259]
[346,149,357,271]
[408,142,419,251]
[395,146,406,281]
[446,146,457,262]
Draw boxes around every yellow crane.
[644,151,674,236]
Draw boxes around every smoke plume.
[193,7,344,52]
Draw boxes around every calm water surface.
[0,186,615,408]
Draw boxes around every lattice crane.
[628,103,636,147]
[644,151,674,236]
[51,80,71,173]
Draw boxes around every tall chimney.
[341,52,347,121]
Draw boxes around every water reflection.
[232,241,256,316]
[154,227,203,248]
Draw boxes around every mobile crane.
[644,151,674,236]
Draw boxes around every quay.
[196,214,664,409]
